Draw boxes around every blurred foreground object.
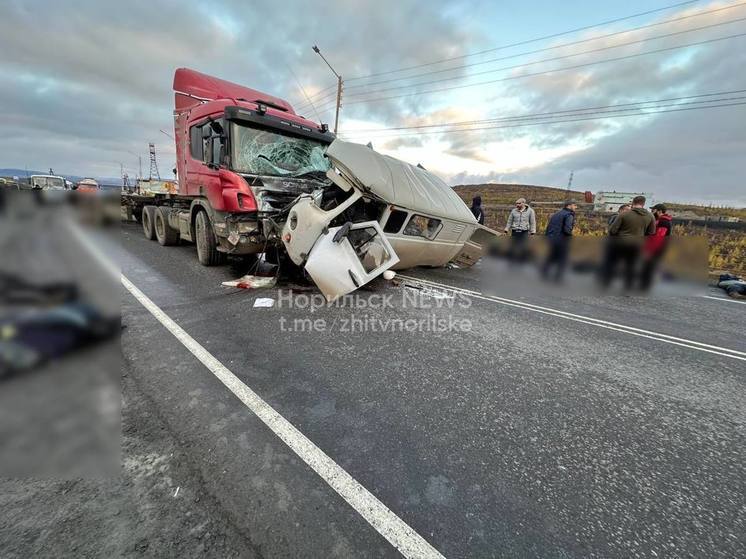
[0,191,120,477]
[0,272,119,377]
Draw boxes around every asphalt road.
[112,220,745,558]
[4,210,743,558]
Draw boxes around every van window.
[384,209,408,233]
[348,226,391,273]
[403,215,442,240]
[189,124,203,161]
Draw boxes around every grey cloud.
[1,0,744,205]
[0,0,485,176]
[452,103,746,206]
[417,3,746,204]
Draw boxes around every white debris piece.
[253,298,275,308]
[222,275,277,289]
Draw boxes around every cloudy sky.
[1,0,744,205]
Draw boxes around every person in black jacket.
[470,195,485,225]
[541,200,577,282]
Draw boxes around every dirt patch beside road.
[0,365,260,558]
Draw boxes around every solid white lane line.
[66,220,121,280]
[701,295,746,305]
[121,274,445,559]
[397,275,746,361]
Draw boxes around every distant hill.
[0,168,122,186]
[454,183,745,217]
[454,183,586,207]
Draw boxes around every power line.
[296,90,340,113]
[294,83,339,111]
[297,87,338,108]
[344,17,746,99]
[345,0,701,81]
[344,2,746,91]
[341,95,746,138]
[287,65,323,122]
[340,31,746,106]
[338,100,746,140]
[345,89,746,132]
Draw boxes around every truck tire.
[195,209,225,266]
[142,206,156,240]
[155,207,180,246]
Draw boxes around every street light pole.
[312,45,343,134]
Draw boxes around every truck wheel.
[195,210,225,266]
[155,207,180,246]
[142,206,156,240]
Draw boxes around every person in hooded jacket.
[541,200,577,282]
[470,195,485,225]
[639,203,672,290]
[599,195,656,290]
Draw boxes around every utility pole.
[148,143,160,180]
[566,170,574,193]
[312,45,343,134]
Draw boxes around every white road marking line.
[121,274,445,559]
[397,275,746,361]
[701,295,746,305]
[66,220,121,280]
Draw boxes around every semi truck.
[123,67,336,266]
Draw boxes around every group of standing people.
[469,194,673,290]
[600,197,672,291]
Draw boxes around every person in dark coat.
[541,200,577,282]
[608,204,630,227]
[470,195,485,225]
[599,195,656,290]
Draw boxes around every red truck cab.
[171,68,334,260]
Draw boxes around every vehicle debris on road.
[221,275,277,290]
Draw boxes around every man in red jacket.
[640,203,672,290]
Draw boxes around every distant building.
[593,191,653,213]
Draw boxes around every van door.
[304,221,399,301]
[452,225,499,267]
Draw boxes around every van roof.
[326,140,476,223]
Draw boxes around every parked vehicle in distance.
[30,174,66,190]
[122,68,496,300]
[76,178,100,193]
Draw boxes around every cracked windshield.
[231,123,330,177]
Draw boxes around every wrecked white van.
[282,139,497,300]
